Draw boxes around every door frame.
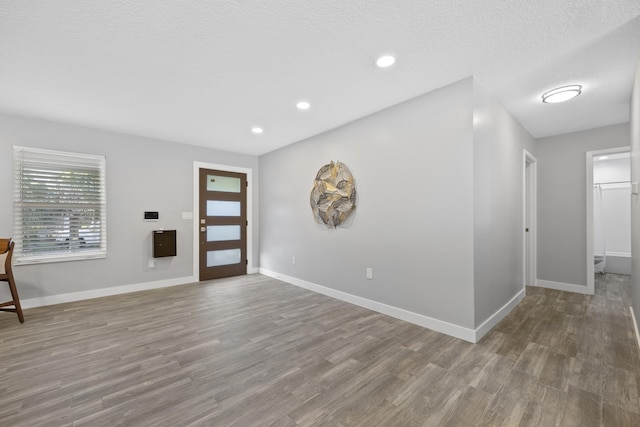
[586,147,630,294]
[193,161,254,280]
[523,149,537,290]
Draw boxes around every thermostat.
[144,211,159,221]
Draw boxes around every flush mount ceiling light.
[296,101,310,110]
[541,85,582,104]
[597,156,609,160]
[376,55,395,68]
[251,127,263,134]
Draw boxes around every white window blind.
[13,146,107,264]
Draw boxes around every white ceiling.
[1,1,639,156]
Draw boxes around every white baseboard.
[20,275,198,309]
[475,288,526,341]
[606,252,632,258]
[630,306,640,352]
[259,268,522,343]
[247,267,260,274]
[535,279,592,295]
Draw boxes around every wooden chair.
[0,238,24,323]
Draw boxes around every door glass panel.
[207,249,241,267]
[207,175,241,193]
[207,200,240,217]
[207,225,241,242]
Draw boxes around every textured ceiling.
[1,1,639,156]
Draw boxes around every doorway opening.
[586,147,631,294]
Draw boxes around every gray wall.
[472,81,537,326]
[631,60,640,330]
[0,113,259,300]
[537,124,630,288]
[260,78,477,328]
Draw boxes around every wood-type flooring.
[0,273,639,426]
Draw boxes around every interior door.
[199,168,247,280]
[524,155,536,287]
[525,160,532,286]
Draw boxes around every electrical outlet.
[148,259,155,268]
[366,268,373,279]
[292,256,296,265]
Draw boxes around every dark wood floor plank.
[602,402,640,426]
[539,351,570,390]
[440,386,493,426]
[559,385,602,427]
[602,364,640,414]
[568,355,603,396]
[517,384,567,427]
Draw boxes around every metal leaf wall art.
[310,161,357,228]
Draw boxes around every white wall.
[594,156,631,183]
[0,113,259,303]
[537,124,630,289]
[630,59,640,331]
[594,156,631,259]
[601,189,632,256]
[260,77,535,340]
[260,78,477,331]
[472,80,537,326]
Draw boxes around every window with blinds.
[13,146,107,264]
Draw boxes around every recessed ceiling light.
[541,85,582,103]
[598,156,609,160]
[251,127,263,134]
[376,55,395,68]
[296,101,310,110]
